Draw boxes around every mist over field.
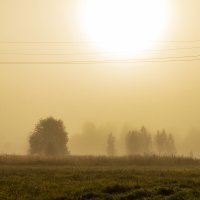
[2,1,200,199]
[0,67,200,156]
[1,1,200,157]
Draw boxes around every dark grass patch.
[168,191,192,200]
[179,183,192,189]
[191,189,200,198]
[102,184,132,194]
[81,192,103,199]
[53,197,68,200]
[120,189,152,200]
[157,187,175,196]
[134,184,141,189]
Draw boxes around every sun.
[82,0,169,57]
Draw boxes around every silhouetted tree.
[106,133,116,157]
[70,122,116,155]
[125,127,152,155]
[183,129,200,157]
[125,130,139,155]
[155,130,176,155]
[82,122,97,137]
[155,130,167,155]
[166,134,176,155]
[140,126,152,154]
[29,117,69,156]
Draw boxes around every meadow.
[0,155,200,200]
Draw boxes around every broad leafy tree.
[29,117,69,156]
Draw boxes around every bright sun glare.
[82,0,169,57]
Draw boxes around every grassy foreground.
[0,156,200,200]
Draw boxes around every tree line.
[29,117,176,157]
[107,127,176,157]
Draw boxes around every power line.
[1,43,200,57]
[1,53,200,60]
[1,58,200,65]
[0,46,200,56]
[1,40,200,44]
[0,41,89,44]
[1,41,200,64]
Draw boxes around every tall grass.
[0,154,199,166]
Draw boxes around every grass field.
[0,156,200,200]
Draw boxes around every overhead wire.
[1,40,200,64]
[1,45,200,56]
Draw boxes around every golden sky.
[0,0,200,154]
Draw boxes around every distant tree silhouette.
[166,134,176,155]
[140,126,152,154]
[70,122,116,155]
[155,130,176,156]
[183,129,200,157]
[82,122,97,137]
[125,126,152,155]
[106,133,116,157]
[155,130,167,155]
[126,130,139,155]
[29,117,69,156]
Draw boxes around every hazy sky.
[1,0,200,154]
